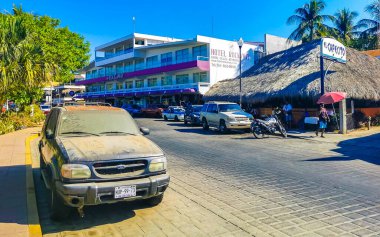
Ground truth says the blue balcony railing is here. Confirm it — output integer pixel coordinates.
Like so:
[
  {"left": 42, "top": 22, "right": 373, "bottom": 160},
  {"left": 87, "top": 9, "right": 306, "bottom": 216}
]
[
  {"left": 86, "top": 56, "right": 209, "bottom": 80},
  {"left": 95, "top": 48, "right": 134, "bottom": 62}
]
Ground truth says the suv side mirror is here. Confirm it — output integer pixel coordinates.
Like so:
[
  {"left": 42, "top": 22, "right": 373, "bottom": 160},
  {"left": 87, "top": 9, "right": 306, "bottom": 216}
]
[
  {"left": 140, "top": 127, "right": 150, "bottom": 135},
  {"left": 46, "top": 129, "right": 54, "bottom": 139}
]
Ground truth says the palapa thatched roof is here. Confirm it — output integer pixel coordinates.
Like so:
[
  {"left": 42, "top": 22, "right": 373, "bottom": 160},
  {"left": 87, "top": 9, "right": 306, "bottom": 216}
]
[{"left": 204, "top": 40, "right": 380, "bottom": 104}]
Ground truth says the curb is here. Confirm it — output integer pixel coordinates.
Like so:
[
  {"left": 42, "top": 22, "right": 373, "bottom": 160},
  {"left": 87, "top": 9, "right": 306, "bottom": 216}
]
[{"left": 25, "top": 134, "right": 42, "bottom": 237}]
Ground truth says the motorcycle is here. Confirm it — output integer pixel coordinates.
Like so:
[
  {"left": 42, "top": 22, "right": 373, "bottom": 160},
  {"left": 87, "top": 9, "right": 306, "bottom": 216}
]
[{"left": 251, "top": 110, "right": 287, "bottom": 138}]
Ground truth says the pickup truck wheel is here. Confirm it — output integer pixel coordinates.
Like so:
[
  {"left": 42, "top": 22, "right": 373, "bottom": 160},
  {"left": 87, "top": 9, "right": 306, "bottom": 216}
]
[
  {"left": 146, "top": 194, "right": 164, "bottom": 206},
  {"left": 50, "top": 185, "right": 72, "bottom": 220},
  {"left": 202, "top": 119, "right": 209, "bottom": 130},
  {"left": 164, "top": 115, "right": 168, "bottom": 121},
  {"left": 174, "top": 116, "right": 179, "bottom": 122}
]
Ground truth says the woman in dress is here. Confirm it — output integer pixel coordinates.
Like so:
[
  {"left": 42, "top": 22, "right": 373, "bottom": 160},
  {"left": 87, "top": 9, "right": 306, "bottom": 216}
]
[{"left": 316, "top": 104, "right": 330, "bottom": 138}]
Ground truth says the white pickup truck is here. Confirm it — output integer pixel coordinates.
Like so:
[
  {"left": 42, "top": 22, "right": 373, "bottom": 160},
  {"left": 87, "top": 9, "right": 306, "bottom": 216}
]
[{"left": 162, "top": 106, "right": 185, "bottom": 121}]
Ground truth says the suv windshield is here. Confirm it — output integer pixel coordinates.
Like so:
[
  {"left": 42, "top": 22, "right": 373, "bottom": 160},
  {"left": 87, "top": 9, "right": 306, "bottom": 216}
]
[
  {"left": 58, "top": 110, "right": 140, "bottom": 136},
  {"left": 218, "top": 104, "right": 243, "bottom": 112}
]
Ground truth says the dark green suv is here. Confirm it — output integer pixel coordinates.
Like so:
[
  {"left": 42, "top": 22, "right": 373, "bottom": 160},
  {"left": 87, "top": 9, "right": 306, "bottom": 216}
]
[{"left": 39, "top": 105, "right": 169, "bottom": 220}]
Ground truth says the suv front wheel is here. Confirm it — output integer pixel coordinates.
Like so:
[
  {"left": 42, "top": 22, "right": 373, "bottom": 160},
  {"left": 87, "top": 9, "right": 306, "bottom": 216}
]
[
  {"left": 145, "top": 194, "right": 164, "bottom": 206},
  {"left": 219, "top": 120, "right": 228, "bottom": 133},
  {"left": 202, "top": 118, "right": 209, "bottom": 130},
  {"left": 50, "top": 185, "right": 72, "bottom": 220}
]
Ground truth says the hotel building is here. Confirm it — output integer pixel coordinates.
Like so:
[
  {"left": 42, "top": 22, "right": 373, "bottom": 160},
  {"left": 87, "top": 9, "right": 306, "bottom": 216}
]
[{"left": 76, "top": 33, "right": 264, "bottom": 107}]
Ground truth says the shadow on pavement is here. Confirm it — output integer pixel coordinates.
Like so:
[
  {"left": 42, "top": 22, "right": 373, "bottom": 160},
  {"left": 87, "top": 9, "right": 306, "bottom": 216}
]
[
  {"left": 303, "top": 133, "right": 380, "bottom": 165},
  {"left": 33, "top": 167, "right": 156, "bottom": 234},
  {"left": 0, "top": 165, "right": 31, "bottom": 226}
]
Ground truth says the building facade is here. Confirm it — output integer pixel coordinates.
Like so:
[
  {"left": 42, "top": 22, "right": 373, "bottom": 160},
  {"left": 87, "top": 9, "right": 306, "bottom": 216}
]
[{"left": 76, "top": 33, "right": 263, "bottom": 107}]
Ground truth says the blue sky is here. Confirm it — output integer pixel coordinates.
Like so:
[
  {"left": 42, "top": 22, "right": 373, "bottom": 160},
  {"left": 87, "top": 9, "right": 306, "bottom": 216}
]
[{"left": 0, "top": 0, "right": 374, "bottom": 59}]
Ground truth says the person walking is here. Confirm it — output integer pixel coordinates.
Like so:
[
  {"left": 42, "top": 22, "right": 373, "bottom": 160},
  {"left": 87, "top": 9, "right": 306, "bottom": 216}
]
[{"left": 316, "top": 104, "right": 330, "bottom": 138}]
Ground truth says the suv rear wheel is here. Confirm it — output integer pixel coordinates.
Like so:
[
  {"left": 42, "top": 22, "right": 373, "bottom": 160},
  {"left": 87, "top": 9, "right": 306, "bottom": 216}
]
[{"left": 202, "top": 118, "right": 209, "bottom": 130}]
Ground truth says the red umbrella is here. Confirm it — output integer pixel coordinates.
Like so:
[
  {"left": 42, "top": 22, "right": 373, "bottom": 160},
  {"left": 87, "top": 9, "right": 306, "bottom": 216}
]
[{"left": 317, "top": 92, "right": 347, "bottom": 104}]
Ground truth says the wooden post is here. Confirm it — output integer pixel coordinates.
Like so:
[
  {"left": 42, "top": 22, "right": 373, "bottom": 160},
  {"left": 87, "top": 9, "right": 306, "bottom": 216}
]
[{"left": 339, "top": 99, "right": 347, "bottom": 134}]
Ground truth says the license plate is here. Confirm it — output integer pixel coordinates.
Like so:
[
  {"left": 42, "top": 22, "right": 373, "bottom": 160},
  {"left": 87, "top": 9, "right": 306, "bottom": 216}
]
[{"left": 114, "top": 185, "right": 136, "bottom": 199}]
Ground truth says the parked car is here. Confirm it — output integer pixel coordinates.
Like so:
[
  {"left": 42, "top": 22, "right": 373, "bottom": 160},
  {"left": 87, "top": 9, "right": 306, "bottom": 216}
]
[
  {"left": 39, "top": 105, "right": 170, "bottom": 220},
  {"left": 200, "top": 101, "right": 253, "bottom": 133},
  {"left": 40, "top": 104, "right": 52, "bottom": 115},
  {"left": 141, "top": 104, "right": 167, "bottom": 118},
  {"left": 162, "top": 106, "right": 185, "bottom": 121},
  {"left": 121, "top": 104, "right": 142, "bottom": 117},
  {"left": 184, "top": 105, "right": 203, "bottom": 125}
]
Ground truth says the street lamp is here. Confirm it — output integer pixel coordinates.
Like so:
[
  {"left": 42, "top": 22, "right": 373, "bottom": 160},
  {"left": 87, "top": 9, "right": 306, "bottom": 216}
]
[{"left": 237, "top": 37, "right": 244, "bottom": 106}]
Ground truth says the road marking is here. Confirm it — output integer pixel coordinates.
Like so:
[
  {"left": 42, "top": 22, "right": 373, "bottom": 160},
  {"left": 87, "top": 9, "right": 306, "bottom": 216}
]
[{"left": 25, "top": 134, "right": 42, "bottom": 237}]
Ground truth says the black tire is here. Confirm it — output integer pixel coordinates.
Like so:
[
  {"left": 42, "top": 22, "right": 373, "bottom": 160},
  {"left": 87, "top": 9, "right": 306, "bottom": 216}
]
[
  {"left": 174, "top": 116, "right": 179, "bottom": 122},
  {"left": 219, "top": 120, "right": 228, "bottom": 133},
  {"left": 202, "top": 118, "right": 209, "bottom": 130},
  {"left": 164, "top": 115, "right": 168, "bottom": 121},
  {"left": 252, "top": 125, "right": 264, "bottom": 139},
  {"left": 184, "top": 118, "right": 188, "bottom": 125},
  {"left": 145, "top": 194, "right": 164, "bottom": 206},
  {"left": 50, "top": 185, "right": 72, "bottom": 220},
  {"left": 277, "top": 123, "right": 287, "bottom": 138}
]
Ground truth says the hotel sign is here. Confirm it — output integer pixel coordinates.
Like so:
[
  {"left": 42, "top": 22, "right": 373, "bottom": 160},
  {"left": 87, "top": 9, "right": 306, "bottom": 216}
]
[
  {"left": 107, "top": 73, "right": 124, "bottom": 81},
  {"left": 321, "top": 38, "right": 346, "bottom": 63}
]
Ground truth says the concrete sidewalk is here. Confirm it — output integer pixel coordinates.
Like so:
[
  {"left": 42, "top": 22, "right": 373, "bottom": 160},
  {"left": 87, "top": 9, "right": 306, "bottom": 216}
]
[
  {"left": 287, "top": 126, "right": 380, "bottom": 143},
  {"left": 0, "top": 127, "right": 41, "bottom": 237}
]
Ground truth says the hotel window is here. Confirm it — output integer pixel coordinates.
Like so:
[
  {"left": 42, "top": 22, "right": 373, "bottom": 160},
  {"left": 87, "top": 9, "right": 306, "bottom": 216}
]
[
  {"left": 192, "top": 45, "right": 208, "bottom": 59},
  {"left": 175, "top": 48, "right": 189, "bottom": 63},
  {"left": 161, "top": 76, "right": 172, "bottom": 86},
  {"left": 100, "top": 85, "right": 105, "bottom": 91},
  {"left": 135, "top": 79, "right": 144, "bottom": 88},
  {"left": 86, "top": 71, "right": 91, "bottom": 79},
  {"left": 106, "top": 83, "right": 114, "bottom": 91},
  {"left": 125, "top": 81, "right": 133, "bottom": 89},
  {"left": 148, "top": 78, "right": 158, "bottom": 87},
  {"left": 176, "top": 74, "right": 189, "bottom": 84},
  {"left": 106, "top": 66, "right": 114, "bottom": 76},
  {"left": 161, "top": 52, "right": 173, "bottom": 66},
  {"left": 98, "top": 68, "right": 105, "bottom": 77},
  {"left": 116, "top": 64, "right": 123, "bottom": 73},
  {"left": 193, "top": 72, "right": 208, "bottom": 83},
  {"left": 135, "top": 59, "right": 144, "bottom": 70},
  {"left": 116, "top": 82, "right": 123, "bottom": 90},
  {"left": 146, "top": 56, "right": 159, "bottom": 68},
  {"left": 124, "top": 61, "right": 134, "bottom": 72}
]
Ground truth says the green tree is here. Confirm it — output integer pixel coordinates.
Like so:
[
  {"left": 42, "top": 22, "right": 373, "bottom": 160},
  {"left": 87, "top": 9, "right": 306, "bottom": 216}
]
[
  {"left": 287, "top": 0, "right": 334, "bottom": 42},
  {"left": 356, "top": 0, "right": 380, "bottom": 49},
  {"left": 0, "top": 5, "right": 90, "bottom": 107},
  {"left": 331, "top": 9, "right": 360, "bottom": 46}
]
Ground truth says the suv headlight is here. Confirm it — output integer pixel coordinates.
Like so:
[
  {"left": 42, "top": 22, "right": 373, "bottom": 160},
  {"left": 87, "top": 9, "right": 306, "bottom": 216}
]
[
  {"left": 149, "top": 157, "right": 167, "bottom": 172},
  {"left": 61, "top": 164, "right": 91, "bottom": 179}
]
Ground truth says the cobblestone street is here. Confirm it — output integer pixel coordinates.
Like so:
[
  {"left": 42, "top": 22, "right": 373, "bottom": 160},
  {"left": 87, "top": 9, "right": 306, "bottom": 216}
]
[{"left": 32, "top": 118, "right": 380, "bottom": 237}]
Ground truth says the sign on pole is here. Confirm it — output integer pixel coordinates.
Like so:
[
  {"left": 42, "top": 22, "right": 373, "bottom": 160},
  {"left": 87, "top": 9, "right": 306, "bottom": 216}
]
[{"left": 321, "top": 38, "right": 347, "bottom": 63}]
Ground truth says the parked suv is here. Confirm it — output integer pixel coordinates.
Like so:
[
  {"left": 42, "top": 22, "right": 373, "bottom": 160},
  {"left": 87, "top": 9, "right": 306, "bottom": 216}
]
[
  {"left": 200, "top": 101, "right": 253, "bottom": 132},
  {"left": 39, "top": 105, "right": 169, "bottom": 220}
]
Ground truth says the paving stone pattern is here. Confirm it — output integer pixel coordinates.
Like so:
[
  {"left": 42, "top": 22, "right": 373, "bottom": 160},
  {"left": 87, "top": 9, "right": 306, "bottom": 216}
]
[{"left": 33, "top": 119, "right": 380, "bottom": 237}]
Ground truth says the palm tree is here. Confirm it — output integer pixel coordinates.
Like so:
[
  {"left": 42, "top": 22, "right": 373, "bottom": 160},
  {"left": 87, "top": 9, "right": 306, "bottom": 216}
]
[
  {"left": 357, "top": 0, "right": 380, "bottom": 49},
  {"left": 331, "top": 9, "right": 360, "bottom": 46},
  {"left": 287, "top": 0, "right": 334, "bottom": 42}
]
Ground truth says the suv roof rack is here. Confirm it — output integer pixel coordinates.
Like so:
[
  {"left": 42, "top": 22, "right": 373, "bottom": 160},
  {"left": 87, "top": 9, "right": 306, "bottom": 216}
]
[{"left": 62, "top": 102, "right": 112, "bottom": 107}]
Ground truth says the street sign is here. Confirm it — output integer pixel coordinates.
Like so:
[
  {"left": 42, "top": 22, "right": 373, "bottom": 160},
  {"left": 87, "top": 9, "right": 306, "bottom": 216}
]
[{"left": 321, "top": 38, "right": 347, "bottom": 63}]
